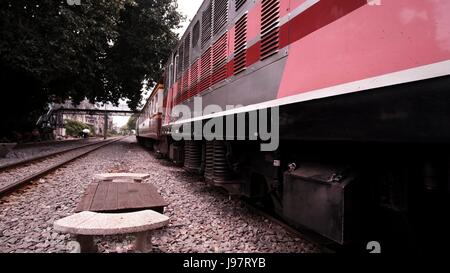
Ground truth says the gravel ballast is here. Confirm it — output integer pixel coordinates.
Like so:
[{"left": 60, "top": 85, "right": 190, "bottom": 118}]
[{"left": 0, "top": 137, "right": 319, "bottom": 253}]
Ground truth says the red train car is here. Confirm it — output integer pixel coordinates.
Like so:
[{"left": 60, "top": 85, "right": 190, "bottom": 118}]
[
  {"left": 138, "top": 0, "right": 450, "bottom": 250},
  {"left": 136, "top": 83, "right": 164, "bottom": 150}
]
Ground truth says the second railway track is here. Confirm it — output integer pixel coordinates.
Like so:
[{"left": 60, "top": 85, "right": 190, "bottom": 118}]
[
  {"left": 0, "top": 137, "right": 124, "bottom": 197},
  {"left": 0, "top": 138, "right": 106, "bottom": 171}
]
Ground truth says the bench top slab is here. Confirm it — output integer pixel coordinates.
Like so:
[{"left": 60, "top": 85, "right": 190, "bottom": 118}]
[
  {"left": 54, "top": 210, "right": 169, "bottom": 235},
  {"left": 75, "top": 182, "right": 169, "bottom": 213},
  {"left": 94, "top": 173, "right": 150, "bottom": 180}
]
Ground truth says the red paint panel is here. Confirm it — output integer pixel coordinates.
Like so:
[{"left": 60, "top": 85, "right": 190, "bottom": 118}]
[
  {"left": 279, "top": 22, "right": 289, "bottom": 48},
  {"left": 228, "top": 25, "right": 235, "bottom": 54},
  {"left": 246, "top": 41, "right": 261, "bottom": 67},
  {"left": 280, "top": 0, "right": 290, "bottom": 18},
  {"left": 227, "top": 59, "right": 234, "bottom": 77},
  {"left": 288, "top": 0, "right": 366, "bottom": 44},
  {"left": 277, "top": 0, "right": 450, "bottom": 99}
]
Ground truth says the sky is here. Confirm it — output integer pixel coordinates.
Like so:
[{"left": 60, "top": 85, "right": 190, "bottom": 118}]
[
  {"left": 175, "top": 0, "right": 204, "bottom": 36},
  {"left": 113, "top": 0, "right": 203, "bottom": 128}
]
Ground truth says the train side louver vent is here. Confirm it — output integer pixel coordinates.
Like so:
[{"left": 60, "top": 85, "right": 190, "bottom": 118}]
[
  {"left": 182, "top": 71, "right": 189, "bottom": 101},
  {"left": 212, "top": 33, "right": 228, "bottom": 86},
  {"left": 184, "top": 33, "right": 191, "bottom": 71},
  {"left": 199, "top": 47, "right": 212, "bottom": 93},
  {"left": 201, "top": 3, "right": 213, "bottom": 49},
  {"left": 261, "top": 0, "right": 280, "bottom": 60},
  {"left": 235, "top": 0, "right": 246, "bottom": 11},
  {"left": 214, "top": 0, "right": 228, "bottom": 35},
  {"left": 181, "top": 34, "right": 191, "bottom": 101},
  {"left": 234, "top": 13, "right": 247, "bottom": 75},
  {"left": 193, "top": 21, "right": 200, "bottom": 48},
  {"left": 178, "top": 43, "right": 184, "bottom": 79},
  {"left": 190, "top": 59, "right": 199, "bottom": 97},
  {"left": 176, "top": 81, "right": 182, "bottom": 104}
]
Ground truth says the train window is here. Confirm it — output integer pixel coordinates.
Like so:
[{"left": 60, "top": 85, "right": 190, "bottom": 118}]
[
  {"left": 235, "top": 0, "right": 246, "bottom": 11},
  {"left": 201, "top": 3, "right": 212, "bottom": 49},
  {"left": 192, "top": 21, "right": 200, "bottom": 48},
  {"left": 214, "top": 0, "right": 228, "bottom": 35}
]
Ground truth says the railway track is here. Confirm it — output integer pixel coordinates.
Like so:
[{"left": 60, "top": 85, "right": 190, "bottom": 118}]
[
  {"left": 0, "top": 137, "right": 124, "bottom": 197},
  {"left": 13, "top": 138, "right": 99, "bottom": 149},
  {"left": 0, "top": 139, "right": 106, "bottom": 171}
]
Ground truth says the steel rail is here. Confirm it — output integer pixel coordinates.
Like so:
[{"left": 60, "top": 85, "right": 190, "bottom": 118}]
[
  {"left": 14, "top": 138, "right": 100, "bottom": 149},
  {"left": 0, "top": 137, "right": 124, "bottom": 197}
]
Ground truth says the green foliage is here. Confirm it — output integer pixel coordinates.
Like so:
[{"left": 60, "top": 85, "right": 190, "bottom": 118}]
[
  {"left": 64, "top": 119, "right": 94, "bottom": 137},
  {"left": 120, "top": 114, "right": 138, "bottom": 135},
  {"left": 108, "top": 128, "right": 119, "bottom": 136},
  {"left": 126, "top": 114, "right": 138, "bottom": 130},
  {"left": 0, "top": 0, "right": 182, "bottom": 138}
]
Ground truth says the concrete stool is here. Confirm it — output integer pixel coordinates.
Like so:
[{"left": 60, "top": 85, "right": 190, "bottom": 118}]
[
  {"left": 54, "top": 210, "right": 169, "bottom": 253},
  {"left": 94, "top": 173, "right": 150, "bottom": 183}
]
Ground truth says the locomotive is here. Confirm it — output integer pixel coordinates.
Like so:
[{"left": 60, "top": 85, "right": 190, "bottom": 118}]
[{"left": 137, "top": 0, "right": 450, "bottom": 251}]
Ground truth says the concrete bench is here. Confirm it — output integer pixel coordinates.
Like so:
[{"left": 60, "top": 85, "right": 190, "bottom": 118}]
[
  {"left": 94, "top": 173, "right": 150, "bottom": 183},
  {"left": 54, "top": 210, "right": 169, "bottom": 253}
]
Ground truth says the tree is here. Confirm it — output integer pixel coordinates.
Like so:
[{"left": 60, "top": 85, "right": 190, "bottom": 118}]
[
  {"left": 120, "top": 114, "right": 138, "bottom": 135},
  {"left": 126, "top": 114, "right": 139, "bottom": 131},
  {"left": 0, "top": 0, "right": 182, "bottom": 140},
  {"left": 105, "top": 0, "right": 181, "bottom": 110},
  {"left": 64, "top": 119, "right": 94, "bottom": 137}
]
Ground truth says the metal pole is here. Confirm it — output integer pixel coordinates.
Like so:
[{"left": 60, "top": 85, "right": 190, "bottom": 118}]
[
  {"left": 103, "top": 111, "right": 108, "bottom": 140},
  {"left": 58, "top": 111, "right": 64, "bottom": 137}
]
